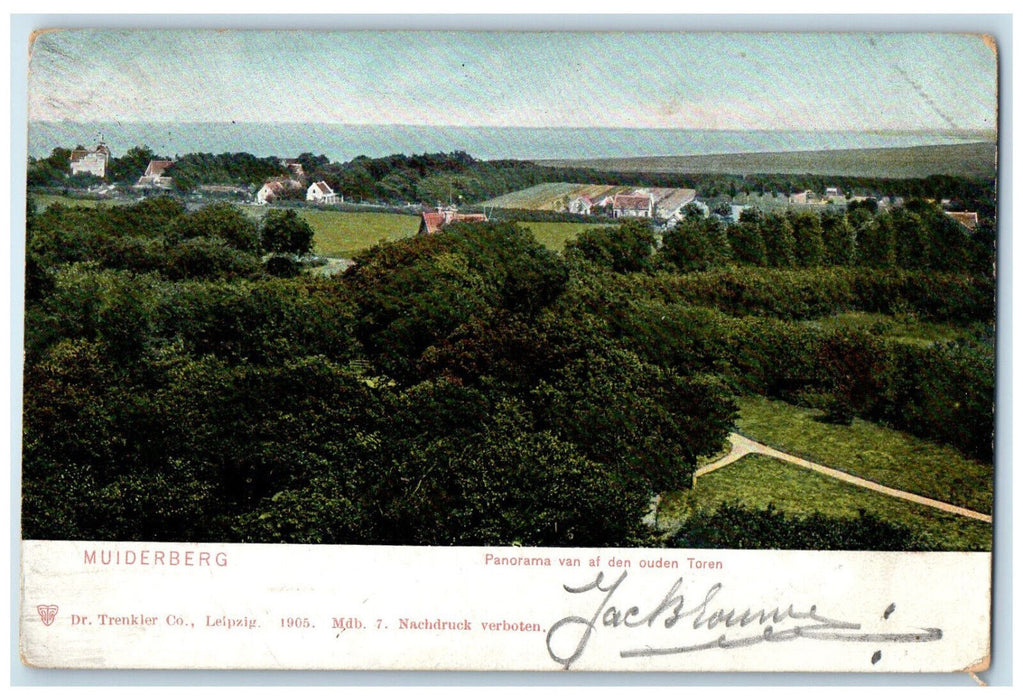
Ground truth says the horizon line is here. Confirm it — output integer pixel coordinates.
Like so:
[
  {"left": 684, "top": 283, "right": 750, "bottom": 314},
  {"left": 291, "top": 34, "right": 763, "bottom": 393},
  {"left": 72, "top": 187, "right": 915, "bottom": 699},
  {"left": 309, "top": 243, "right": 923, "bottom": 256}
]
[{"left": 28, "top": 120, "right": 998, "bottom": 136}]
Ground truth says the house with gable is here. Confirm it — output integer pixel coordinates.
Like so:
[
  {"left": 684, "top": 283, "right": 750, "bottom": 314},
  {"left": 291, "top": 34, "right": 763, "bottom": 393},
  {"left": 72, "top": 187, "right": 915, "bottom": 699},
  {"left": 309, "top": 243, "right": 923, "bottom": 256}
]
[
  {"left": 417, "top": 206, "right": 488, "bottom": 235},
  {"left": 69, "top": 142, "right": 111, "bottom": 178},
  {"left": 256, "top": 178, "right": 303, "bottom": 205},
  {"left": 134, "top": 160, "right": 175, "bottom": 190},
  {"left": 788, "top": 190, "right": 817, "bottom": 205},
  {"left": 567, "top": 195, "right": 593, "bottom": 216},
  {"left": 306, "top": 181, "right": 340, "bottom": 205},
  {"left": 611, "top": 192, "right": 653, "bottom": 218},
  {"left": 651, "top": 188, "right": 697, "bottom": 222}
]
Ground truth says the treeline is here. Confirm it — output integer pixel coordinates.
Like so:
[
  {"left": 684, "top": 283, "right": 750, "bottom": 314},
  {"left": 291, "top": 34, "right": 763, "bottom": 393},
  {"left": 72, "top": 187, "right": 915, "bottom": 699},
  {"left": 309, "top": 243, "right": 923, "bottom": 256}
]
[
  {"left": 660, "top": 200, "right": 994, "bottom": 276},
  {"left": 27, "top": 197, "right": 316, "bottom": 294},
  {"left": 27, "top": 145, "right": 290, "bottom": 192},
  {"left": 558, "top": 208, "right": 993, "bottom": 461}
]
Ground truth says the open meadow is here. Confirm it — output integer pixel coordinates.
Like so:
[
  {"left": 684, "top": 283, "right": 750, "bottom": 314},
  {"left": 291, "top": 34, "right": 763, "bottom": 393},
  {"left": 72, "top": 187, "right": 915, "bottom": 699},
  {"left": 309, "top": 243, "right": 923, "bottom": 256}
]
[
  {"left": 657, "top": 394, "right": 992, "bottom": 551},
  {"left": 537, "top": 141, "right": 998, "bottom": 179}
]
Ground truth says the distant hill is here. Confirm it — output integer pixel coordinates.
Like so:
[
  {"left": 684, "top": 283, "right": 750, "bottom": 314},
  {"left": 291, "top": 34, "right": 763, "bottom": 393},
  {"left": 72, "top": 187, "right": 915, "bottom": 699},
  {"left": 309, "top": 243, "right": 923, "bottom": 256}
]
[{"left": 535, "top": 141, "right": 998, "bottom": 180}]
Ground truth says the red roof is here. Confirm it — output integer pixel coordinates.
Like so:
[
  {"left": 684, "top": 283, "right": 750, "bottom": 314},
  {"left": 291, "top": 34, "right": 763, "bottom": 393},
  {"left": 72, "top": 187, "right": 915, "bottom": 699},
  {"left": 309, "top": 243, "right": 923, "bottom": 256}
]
[
  {"left": 144, "top": 160, "right": 174, "bottom": 177},
  {"left": 612, "top": 194, "right": 651, "bottom": 210},
  {"left": 946, "top": 211, "right": 980, "bottom": 231},
  {"left": 420, "top": 212, "right": 447, "bottom": 234},
  {"left": 418, "top": 210, "right": 488, "bottom": 235}
]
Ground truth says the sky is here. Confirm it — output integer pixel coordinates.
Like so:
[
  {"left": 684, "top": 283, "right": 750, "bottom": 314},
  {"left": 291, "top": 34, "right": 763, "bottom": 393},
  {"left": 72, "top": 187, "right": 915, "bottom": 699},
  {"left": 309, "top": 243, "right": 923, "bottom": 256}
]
[{"left": 27, "top": 30, "right": 998, "bottom": 131}]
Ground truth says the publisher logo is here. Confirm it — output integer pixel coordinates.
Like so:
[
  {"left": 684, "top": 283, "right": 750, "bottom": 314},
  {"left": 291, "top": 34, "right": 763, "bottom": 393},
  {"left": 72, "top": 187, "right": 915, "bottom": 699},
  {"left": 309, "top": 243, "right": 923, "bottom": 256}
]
[{"left": 36, "top": 604, "right": 59, "bottom": 626}]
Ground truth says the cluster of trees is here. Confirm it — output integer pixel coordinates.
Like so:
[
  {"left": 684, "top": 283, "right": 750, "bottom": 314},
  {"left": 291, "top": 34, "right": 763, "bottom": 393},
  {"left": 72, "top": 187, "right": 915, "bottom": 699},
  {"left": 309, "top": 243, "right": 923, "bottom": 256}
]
[
  {"left": 27, "top": 197, "right": 315, "bottom": 295},
  {"left": 27, "top": 145, "right": 291, "bottom": 193},
  {"left": 22, "top": 192, "right": 995, "bottom": 548},
  {"left": 658, "top": 200, "right": 994, "bottom": 276},
  {"left": 561, "top": 212, "right": 994, "bottom": 462},
  {"left": 23, "top": 204, "right": 736, "bottom": 545}
]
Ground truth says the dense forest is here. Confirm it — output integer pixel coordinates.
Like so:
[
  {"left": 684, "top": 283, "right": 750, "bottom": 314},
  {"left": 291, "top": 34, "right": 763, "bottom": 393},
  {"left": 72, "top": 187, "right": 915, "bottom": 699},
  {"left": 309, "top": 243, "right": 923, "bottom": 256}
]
[{"left": 22, "top": 190, "right": 995, "bottom": 549}]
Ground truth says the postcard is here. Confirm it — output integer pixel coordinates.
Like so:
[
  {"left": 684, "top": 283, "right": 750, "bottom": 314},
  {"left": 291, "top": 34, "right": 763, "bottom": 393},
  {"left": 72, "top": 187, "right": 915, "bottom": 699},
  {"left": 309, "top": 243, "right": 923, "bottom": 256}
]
[{"left": 18, "top": 26, "right": 997, "bottom": 674}]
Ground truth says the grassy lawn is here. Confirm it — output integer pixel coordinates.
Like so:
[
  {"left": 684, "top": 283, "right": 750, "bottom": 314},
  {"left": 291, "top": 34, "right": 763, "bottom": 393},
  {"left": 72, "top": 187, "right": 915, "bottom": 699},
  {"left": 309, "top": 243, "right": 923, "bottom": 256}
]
[
  {"left": 662, "top": 454, "right": 990, "bottom": 551},
  {"left": 31, "top": 194, "right": 129, "bottom": 211},
  {"left": 734, "top": 395, "right": 993, "bottom": 514},
  {"left": 513, "top": 221, "right": 611, "bottom": 252},
  {"left": 801, "top": 310, "right": 990, "bottom": 347},
  {"left": 295, "top": 210, "right": 420, "bottom": 259}
]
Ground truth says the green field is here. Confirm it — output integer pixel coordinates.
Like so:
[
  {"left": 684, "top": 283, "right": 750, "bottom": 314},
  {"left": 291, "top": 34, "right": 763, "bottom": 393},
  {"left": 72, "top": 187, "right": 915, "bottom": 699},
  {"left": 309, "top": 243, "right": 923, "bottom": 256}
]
[
  {"left": 31, "top": 194, "right": 128, "bottom": 211},
  {"left": 657, "top": 393, "right": 993, "bottom": 551},
  {"left": 290, "top": 208, "right": 603, "bottom": 257},
  {"left": 801, "top": 310, "right": 991, "bottom": 348},
  {"left": 536, "top": 141, "right": 998, "bottom": 179},
  {"left": 670, "top": 454, "right": 990, "bottom": 551},
  {"left": 734, "top": 395, "right": 992, "bottom": 514},
  {"left": 296, "top": 210, "right": 420, "bottom": 259},
  {"left": 512, "top": 220, "right": 611, "bottom": 251}
]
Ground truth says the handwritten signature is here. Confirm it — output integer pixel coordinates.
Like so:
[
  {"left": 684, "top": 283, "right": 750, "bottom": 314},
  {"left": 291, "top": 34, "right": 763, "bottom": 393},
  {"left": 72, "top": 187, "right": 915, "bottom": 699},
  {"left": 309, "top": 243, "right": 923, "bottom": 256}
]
[{"left": 546, "top": 571, "right": 942, "bottom": 669}]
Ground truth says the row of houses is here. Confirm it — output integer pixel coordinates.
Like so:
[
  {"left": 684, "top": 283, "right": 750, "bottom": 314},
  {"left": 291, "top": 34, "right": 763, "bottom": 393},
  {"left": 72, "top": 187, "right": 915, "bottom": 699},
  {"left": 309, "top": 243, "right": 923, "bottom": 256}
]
[
  {"left": 566, "top": 187, "right": 698, "bottom": 223},
  {"left": 254, "top": 178, "right": 341, "bottom": 205}
]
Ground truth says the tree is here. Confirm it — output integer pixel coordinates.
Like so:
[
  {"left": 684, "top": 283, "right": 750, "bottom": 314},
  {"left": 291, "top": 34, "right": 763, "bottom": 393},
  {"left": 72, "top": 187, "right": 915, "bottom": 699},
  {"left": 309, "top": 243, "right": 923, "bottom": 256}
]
[
  {"left": 726, "top": 215, "right": 768, "bottom": 266},
  {"left": 820, "top": 210, "right": 855, "bottom": 266},
  {"left": 260, "top": 209, "right": 314, "bottom": 256},
  {"left": 787, "top": 210, "right": 824, "bottom": 267},
  {"left": 177, "top": 202, "right": 260, "bottom": 253},
  {"left": 660, "top": 217, "right": 728, "bottom": 272},
  {"left": 533, "top": 345, "right": 737, "bottom": 495},
  {"left": 564, "top": 220, "right": 656, "bottom": 273},
  {"left": 107, "top": 145, "right": 161, "bottom": 184},
  {"left": 856, "top": 211, "right": 897, "bottom": 268},
  {"left": 760, "top": 212, "right": 796, "bottom": 267}
]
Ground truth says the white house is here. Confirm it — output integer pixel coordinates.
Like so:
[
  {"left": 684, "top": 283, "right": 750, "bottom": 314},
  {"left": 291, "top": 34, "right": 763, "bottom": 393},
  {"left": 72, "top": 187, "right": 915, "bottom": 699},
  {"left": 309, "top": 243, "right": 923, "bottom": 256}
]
[
  {"left": 306, "top": 181, "right": 340, "bottom": 205},
  {"left": 134, "top": 160, "right": 175, "bottom": 190},
  {"left": 70, "top": 142, "right": 111, "bottom": 178},
  {"left": 256, "top": 178, "right": 302, "bottom": 205},
  {"left": 567, "top": 195, "right": 593, "bottom": 216},
  {"left": 611, "top": 193, "right": 653, "bottom": 218}
]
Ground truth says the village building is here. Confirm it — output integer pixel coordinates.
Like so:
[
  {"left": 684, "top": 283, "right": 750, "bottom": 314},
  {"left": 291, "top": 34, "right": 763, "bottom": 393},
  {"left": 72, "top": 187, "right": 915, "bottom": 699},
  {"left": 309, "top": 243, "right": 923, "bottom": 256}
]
[
  {"left": 729, "top": 204, "right": 750, "bottom": 223},
  {"left": 567, "top": 195, "right": 593, "bottom": 216},
  {"left": 134, "top": 160, "right": 175, "bottom": 190},
  {"left": 306, "top": 181, "right": 340, "bottom": 205},
  {"left": 651, "top": 188, "right": 698, "bottom": 221},
  {"left": 611, "top": 193, "right": 653, "bottom": 218},
  {"left": 788, "top": 190, "right": 817, "bottom": 205},
  {"left": 69, "top": 142, "right": 111, "bottom": 178},
  {"left": 946, "top": 211, "right": 980, "bottom": 231},
  {"left": 256, "top": 178, "right": 303, "bottom": 205},
  {"left": 417, "top": 206, "right": 488, "bottom": 235}
]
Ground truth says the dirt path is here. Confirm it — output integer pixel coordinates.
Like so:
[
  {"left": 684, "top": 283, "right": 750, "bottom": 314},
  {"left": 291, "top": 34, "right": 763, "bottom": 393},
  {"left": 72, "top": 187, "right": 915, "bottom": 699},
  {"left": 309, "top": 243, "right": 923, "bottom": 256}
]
[{"left": 694, "top": 433, "right": 992, "bottom": 524}]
